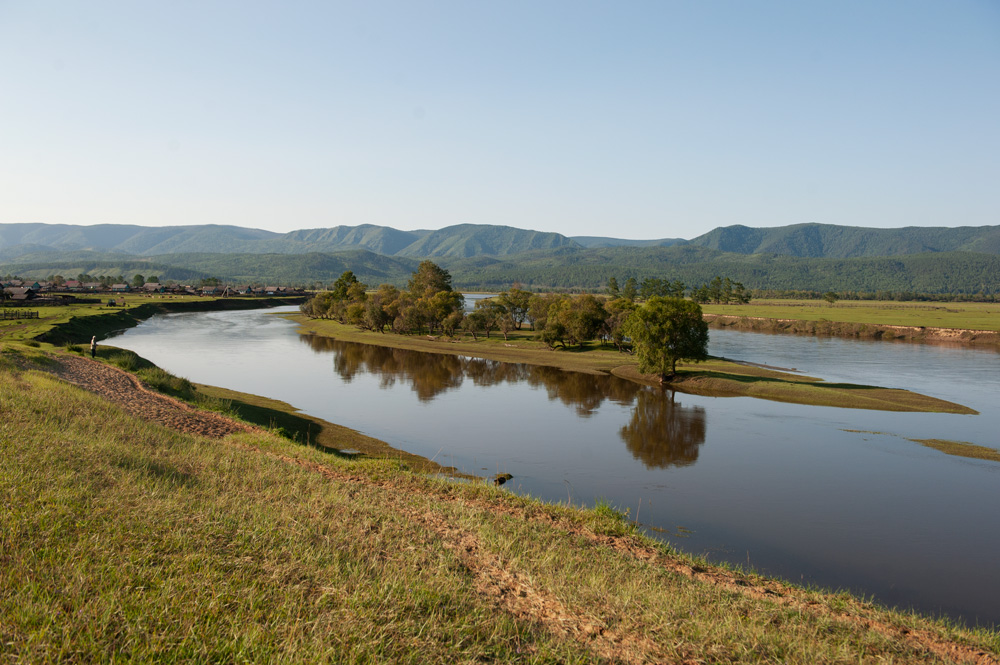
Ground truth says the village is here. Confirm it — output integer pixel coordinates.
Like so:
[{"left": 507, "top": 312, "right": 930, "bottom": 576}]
[{"left": 1, "top": 278, "right": 306, "bottom": 305}]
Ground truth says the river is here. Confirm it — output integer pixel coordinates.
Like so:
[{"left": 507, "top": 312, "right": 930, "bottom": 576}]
[{"left": 108, "top": 306, "right": 1000, "bottom": 628}]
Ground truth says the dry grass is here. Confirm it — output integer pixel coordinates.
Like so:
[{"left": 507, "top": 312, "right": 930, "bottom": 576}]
[{"left": 911, "top": 439, "right": 1000, "bottom": 463}]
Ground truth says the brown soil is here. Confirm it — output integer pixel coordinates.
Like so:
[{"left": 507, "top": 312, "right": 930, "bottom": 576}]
[
  {"left": 40, "top": 353, "right": 999, "bottom": 664},
  {"left": 47, "top": 354, "right": 253, "bottom": 438}
]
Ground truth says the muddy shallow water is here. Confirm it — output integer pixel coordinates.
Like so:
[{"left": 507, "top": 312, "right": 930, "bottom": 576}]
[{"left": 110, "top": 307, "right": 1000, "bottom": 627}]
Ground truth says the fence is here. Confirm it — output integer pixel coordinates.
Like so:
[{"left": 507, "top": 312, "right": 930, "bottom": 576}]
[{"left": 1, "top": 310, "right": 39, "bottom": 320}]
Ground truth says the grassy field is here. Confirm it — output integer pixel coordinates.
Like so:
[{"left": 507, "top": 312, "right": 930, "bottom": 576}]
[
  {"left": 2, "top": 349, "right": 997, "bottom": 663},
  {"left": 290, "top": 315, "right": 975, "bottom": 414},
  {"left": 701, "top": 300, "right": 1000, "bottom": 332}
]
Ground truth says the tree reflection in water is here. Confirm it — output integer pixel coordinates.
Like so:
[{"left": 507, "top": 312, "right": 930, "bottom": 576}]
[
  {"left": 300, "top": 335, "right": 706, "bottom": 464},
  {"left": 619, "top": 390, "right": 707, "bottom": 468}
]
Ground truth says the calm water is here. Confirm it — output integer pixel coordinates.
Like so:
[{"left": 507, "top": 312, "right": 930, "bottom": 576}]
[{"left": 109, "top": 307, "right": 1000, "bottom": 627}]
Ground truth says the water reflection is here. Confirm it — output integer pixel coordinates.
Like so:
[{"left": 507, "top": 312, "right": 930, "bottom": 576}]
[
  {"left": 620, "top": 390, "right": 707, "bottom": 468},
  {"left": 301, "top": 334, "right": 707, "bottom": 466}
]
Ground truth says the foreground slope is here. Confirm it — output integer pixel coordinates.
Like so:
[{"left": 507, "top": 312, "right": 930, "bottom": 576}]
[{"left": 1, "top": 347, "right": 997, "bottom": 664}]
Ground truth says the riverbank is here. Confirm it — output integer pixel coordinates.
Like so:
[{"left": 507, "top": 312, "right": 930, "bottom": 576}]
[
  {"left": 289, "top": 314, "right": 976, "bottom": 414},
  {"left": 2, "top": 348, "right": 997, "bottom": 662},
  {"left": 701, "top": 300, "right": 1000, "bottom": 347},
  {"left": 30, "top": 294, "right": 307, "bottom": 346}
]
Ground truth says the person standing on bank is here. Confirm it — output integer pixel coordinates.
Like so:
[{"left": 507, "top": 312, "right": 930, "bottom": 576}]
[{"left": 90, "top": 336, "right": 97, "bottom": 358}]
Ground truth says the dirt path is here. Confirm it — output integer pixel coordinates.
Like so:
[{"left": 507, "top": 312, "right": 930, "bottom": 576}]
[
  {"left": 42, "top": 353, "right": 999, "bottom": 664},
  {"left": 47, "top": 354, "right": 253, "bottom": 438}
]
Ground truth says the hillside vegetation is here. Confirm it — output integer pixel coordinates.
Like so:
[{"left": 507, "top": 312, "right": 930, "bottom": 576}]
[
  {"left": 3, "top": 221, "right": 999, "bottom": 259},
  {"left": 3, "top": 222, "right": 999, "bottom": 294}
]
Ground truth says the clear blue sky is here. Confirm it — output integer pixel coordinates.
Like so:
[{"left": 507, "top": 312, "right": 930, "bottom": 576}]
[{"left": 1, "top": 1, "right": 998, "bottom": 240}]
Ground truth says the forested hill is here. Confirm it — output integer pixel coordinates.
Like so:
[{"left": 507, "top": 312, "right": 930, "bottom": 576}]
[
  {"left": 686, "top": 223, "right": 1000, "bottom": 258},
  {"left": 2, "top": 221, "right": 999, "bottom": 260},
  {"left": 3, "top": 222, "right": 999, "bottom": 294},
  {"left": 5, "top": 245, "right": 999, "bottom": 295},
  {"left": 0, "top": 222, "right": 579, "bottom": 259}
]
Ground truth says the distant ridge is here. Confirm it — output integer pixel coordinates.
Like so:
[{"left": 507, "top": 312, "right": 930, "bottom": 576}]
[
  {"left": 0, "top": 222, "right": 581, "bottom": 259},
  {"left": 570, "top": 236, "right": 686, "bottom": 249},
  {"left": 2, "top": 221, "right": 997, "bottom": 260},
  {"left": 686, "top": 223, "right": 1000, "bottom": 258}
]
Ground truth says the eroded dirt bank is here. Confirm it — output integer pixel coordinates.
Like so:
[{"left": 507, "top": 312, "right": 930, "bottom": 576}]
[{"left": 704, "top": 314, "right": 1000, "bottom": 346}]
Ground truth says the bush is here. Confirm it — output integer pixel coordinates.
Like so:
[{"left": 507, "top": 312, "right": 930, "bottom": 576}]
[{"left": 137, "top": 367, "right": 195, "bottom": 400}]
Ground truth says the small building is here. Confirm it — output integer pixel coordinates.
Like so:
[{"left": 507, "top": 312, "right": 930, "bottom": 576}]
[
  {"left": 110, "top": 284, "right": 131, "bottom": 293},
  {"left": 3, "top": 286, "right": 36, "bottom": 301},
  {"left": 143, "top": 283, "right": 165, "bottom": 293}
]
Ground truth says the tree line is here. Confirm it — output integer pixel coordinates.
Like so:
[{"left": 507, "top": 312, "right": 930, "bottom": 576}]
[
  {"left": 302, "top": 261, "right": 710, "bottom": 382},
  {"left": 606, "top": 275, "right": 751, "bottom": 304}
]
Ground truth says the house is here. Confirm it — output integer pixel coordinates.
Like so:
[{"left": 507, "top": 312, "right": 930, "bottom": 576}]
[
  {"left": 64, "top": 280, "right": 82, "bottom": 291},
  {"left": 3, "top": 286, "right": 36, "bottom": 301},
  {"left": 201, "top": 286, "right": 220, "bottom": 296},
  {"left": 110, "top": 284, "right": 131, "bottom": 293},
  {"left": 143, "top": 283, "right": 165, "bottom": 293}
]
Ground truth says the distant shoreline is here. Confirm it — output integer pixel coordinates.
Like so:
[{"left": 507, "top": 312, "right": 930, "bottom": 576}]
[{"left": 703, "top": 314, "right": 1000, "bottom": 347}]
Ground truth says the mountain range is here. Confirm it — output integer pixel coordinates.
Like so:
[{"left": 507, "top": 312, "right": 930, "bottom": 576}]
[
  {"left": 3, "top": 221, "right": 998, "bottom": 260},
  {"left": 2, "top": 221, "right": 998, "bottom": 294}
]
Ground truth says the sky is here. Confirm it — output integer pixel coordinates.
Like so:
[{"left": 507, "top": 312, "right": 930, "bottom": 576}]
[{"left": 1, "top": 1, "right": 998, "bottom": 241}]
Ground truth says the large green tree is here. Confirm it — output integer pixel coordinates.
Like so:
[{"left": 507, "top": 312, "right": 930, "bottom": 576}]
[{"left": 624, "top": 296, "right": 709, "bottom": 382}]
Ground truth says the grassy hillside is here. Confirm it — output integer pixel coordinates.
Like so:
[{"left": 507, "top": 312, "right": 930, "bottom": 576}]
[{"left": 2, "top": 349, "right": 997, "bottom": 662}]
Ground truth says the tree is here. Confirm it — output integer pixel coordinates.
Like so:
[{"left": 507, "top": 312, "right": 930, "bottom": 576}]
[
  {"left": 474, "top": 298, "right": 507, "bottom": 339},
  {"left": 824, "top": 291, "right": 840, "bottom": 305},
  {"left": 331, "top": 270, "right": 360, "bottom": 301},
  {"left": 527, "top": 293, "right": 565, "bottom": 333},
  {"left": 407, "top": 260, "right": 453, "bottom": 298},
  {"left": 462, "top": 309, "right": 487, "bottom": 340},
  {"left": 132, "top": 274, "right": 145, "bottom": 288},
  {"left": 622, "top": 277, "right": 638, "bottom": 302},
  {"left": 623, "top": 296, "right": 709, "bottom": 382},
  {"left": 603, "top": 297, "right": 637, "bottom": 352},
  {"left": 497, "top": 284, "right": 531, "bottom": 329},
  {"left": 607, "top": 276, "right": 620, "bottom": 298}
]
